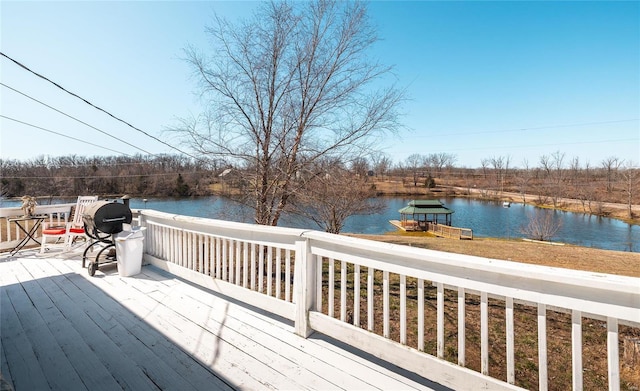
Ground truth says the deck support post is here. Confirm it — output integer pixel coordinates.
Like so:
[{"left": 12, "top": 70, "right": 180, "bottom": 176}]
[{"left": 294, "top": 238, "right": 316, "bottom": 337}]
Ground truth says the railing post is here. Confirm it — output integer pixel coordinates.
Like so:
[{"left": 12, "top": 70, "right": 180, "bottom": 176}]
[
  {"left": 294, "top": 238, "right": 315, "bottom": 337},
  {"left": 137, "top": 211, "right": 149, "bottom": 263}
]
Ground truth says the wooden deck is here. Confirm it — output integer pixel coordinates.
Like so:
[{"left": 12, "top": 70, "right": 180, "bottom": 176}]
[
  {"left": 0, "top": 250, "right": 444, "bottom": 391},
  {"left": 389, "top": 220, "right": 473, "bottom": 239}
]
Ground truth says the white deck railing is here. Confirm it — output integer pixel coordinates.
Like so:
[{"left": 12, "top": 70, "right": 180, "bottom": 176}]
[
  {"left": 135, "top": 209, "right": 640, "bottom": 391},
  {"left": 0, "top": 203, "right": 75, "bottom": 251}
]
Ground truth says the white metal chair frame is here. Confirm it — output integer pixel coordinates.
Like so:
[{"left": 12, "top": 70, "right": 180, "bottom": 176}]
[{"left": 40, "top": 196, "right": 98, "bottom": 253}]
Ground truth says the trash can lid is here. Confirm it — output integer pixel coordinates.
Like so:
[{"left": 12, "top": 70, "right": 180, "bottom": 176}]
[{"left": 115, "top": 226, "right": 147, "bottom": 240}]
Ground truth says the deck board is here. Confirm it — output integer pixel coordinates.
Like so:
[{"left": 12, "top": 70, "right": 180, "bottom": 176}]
[
  {"left": 33, "top": 260, "right": 208, "bottom": 391},
  {"left": 1, "top": 251, "right": 441, "bottom": 391}
]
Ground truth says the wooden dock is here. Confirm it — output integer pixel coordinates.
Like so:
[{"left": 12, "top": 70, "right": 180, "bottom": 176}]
[{"left": 389, "top": 220, "right": 473, "bottom": 240}]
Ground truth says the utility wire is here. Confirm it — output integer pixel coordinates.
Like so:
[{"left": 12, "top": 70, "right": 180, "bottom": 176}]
[
  {"left": 0, "top": 115, "right": 132, "bottom": 156},
  {"left": 0, "top": 51, "right": 202, "bottom": 161},
  {"left": 1, "top": 82, "right": 154, "bottom": 155},
  {"left": 3, "top": 172, "right": 208, "bottom": 180}
]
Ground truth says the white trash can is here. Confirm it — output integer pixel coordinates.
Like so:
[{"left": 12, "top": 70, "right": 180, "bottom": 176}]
[{"left": 115, "top": 226, "right": 146, "bottom": 277}]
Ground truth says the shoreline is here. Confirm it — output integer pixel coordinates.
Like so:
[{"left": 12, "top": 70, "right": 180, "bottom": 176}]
[{"left": 374, "top": 183, "right": 640, "bottom": 226}]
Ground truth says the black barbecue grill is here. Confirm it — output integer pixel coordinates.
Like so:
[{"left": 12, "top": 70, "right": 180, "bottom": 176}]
[{"left": 82, "top": 199, "right": 133, "bottom": 276}]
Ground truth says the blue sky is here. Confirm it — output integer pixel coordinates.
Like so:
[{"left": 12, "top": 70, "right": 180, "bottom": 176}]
[{"left": 1, "top": 1, "right": 638, "bottom": 168}]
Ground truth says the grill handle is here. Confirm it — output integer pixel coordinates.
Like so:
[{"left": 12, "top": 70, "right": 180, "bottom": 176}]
[{"left": 102, "top": 217, "right": 127, "bottom": 223}]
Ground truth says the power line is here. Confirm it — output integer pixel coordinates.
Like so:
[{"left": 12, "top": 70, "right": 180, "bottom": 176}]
[
  {"left": 0, "top": 82, "right": 154, "bottom": 155},
  {"left": 1, "top": 172, "right": 209, "bottom": 180},
  {"left": 0, "top": 115, "right": 132, "bottom": 156},
  {"left": 0, "top": 51, "right": 202, "bottom": 161}
]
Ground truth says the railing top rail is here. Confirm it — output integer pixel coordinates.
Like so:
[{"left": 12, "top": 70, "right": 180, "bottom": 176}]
[
  {"left": 0, "top": 203, "right": 75, "bottom": 218},
  {"left": 137, "top": 209, "right": 310, "bottom": 249},
  {"left": 302, "top": 230, "right": 640, "bottom": 322}
]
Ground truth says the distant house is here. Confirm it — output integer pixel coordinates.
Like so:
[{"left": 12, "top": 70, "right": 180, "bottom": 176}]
[{"left": 218, "top": 168, "right": 233, "bottom": 177}]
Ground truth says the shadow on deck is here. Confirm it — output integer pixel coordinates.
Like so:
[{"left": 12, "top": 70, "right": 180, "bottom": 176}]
[{"left": 0, "top": 250, "right": 447, "bottom": 390}]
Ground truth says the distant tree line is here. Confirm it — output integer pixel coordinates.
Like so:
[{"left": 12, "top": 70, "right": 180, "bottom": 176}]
[
  {"left": 391, "top": 152, "right": 639, "bottom": 219},
  {"left": 2, "top": 150, "right": 637, "bottom": 230},
  {"left": 0, "top": 154, "right": 219, "bottom": 198}
]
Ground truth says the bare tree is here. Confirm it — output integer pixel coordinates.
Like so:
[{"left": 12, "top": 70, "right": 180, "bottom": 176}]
[
  {"left": 490, "top": 155, "right": 506, "bottom": 192},
  {"left": 601, "top": 156, "right": 622, "bottom": 193},
  {"left": 426, "top": 152, "right": 457, "bottom": 178},
  {"left": 539, "top": 151, "right": 565, "bottom": 207},
  {"left": 350, "top": 157, "right": 370, "bottom": 179},
  {"left": 405, "top": 154, "right": 423, "bottom": 187},
  {"left": 480, "top": 158, "right": 490, "bottom": 180},
  {"left": 521, "top": 210, "right": 562, "bottom": 241},
  {"left": 517, "top": 158, "right": 532, "bottom": 203},
  {"left": 620, "top": 161, "right": 639, "bottom": 219},
  {"left": 174, "top": 0, "right": 403, "bottom": 225},
  {"left": 291, "top": 163, "right": 384, "bottom": 233},
  {"left": 370, "top": 153, "right": 392, "bottom": 180}
]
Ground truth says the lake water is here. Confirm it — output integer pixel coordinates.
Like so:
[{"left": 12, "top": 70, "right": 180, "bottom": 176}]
[{"left": 3, "top": 196, "right": 638, "bottom": 252}]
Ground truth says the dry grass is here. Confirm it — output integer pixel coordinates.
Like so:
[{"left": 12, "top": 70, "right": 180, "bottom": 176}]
[{"left": 349, "top": 233, "right": 640, "bottom": 278}]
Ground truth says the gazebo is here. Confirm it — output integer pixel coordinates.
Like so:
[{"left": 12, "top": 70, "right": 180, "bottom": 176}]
[{"left": 398, "top": 200, "right": 453, "bottom": 231}]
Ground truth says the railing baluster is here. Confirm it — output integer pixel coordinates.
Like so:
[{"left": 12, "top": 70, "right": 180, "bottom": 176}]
[
  {"left": 162, "top": 226, "right": 167, "bottom": 261},
  {"left": 607, "top": 317, "right": 620, "bottom": 391},
  {"left": 195, "top": 233, "right": 200, "bottom": 271},
  {"left": 228, "top": 240, "right": 235, "bottom": 283},
  {"left": 192, "top": 233, "right": 197, "bottom": 271},
  {"left": 168, "top": 227, "right": 173, "bottom": 263},
  {"left": 285, "top": 249, "right": 291, "bottom": 302},
  {"left": 437, "top": 282, "right": 444, "bottom": 358},
  {"left": 258, "top": 244, "right": 264, "bottom": 292},
  {"left": 572, "top": 310, "right": 583, "bottom": 390},
  {"left": 418, "top": 278, "right": 424, "bottom": 351},
  {"left": 400, "top": 274, "right": 406, "bottom": 344},
  {"left": 202, "top": 235, "right": 208, "bottom": 275},
  {"left": 458, "top": 287, "right": 465, "bottom": 366},
  {"left": 383, "top": 270, "right": 390, "bottom": 338},
  {"left": 174, "top": 228, "right": 179, "bottom": 264},
  {"left": 215, "top": 237, "right": 221, "bottom": 279},
  {"left": 340, "top": 260, "right": 347, "bottom": 322},
  {"left": 181, "top": 230, "right": 187, "bottom": 268},
  {"left": 506, "top": 296, "right": 514, "bottom": 384},
  {"left": 328, "top": 257, "right": 335, "bottom": 318},
  {"left": 243, "top": 242, "right": 249, "bottom": 288},
  {"left": 187, "top": 232, "right": 193, "bottom": 270},
  {"left": 275, "top": 249, "right": 281, "bottom": 299},
  {"left": 481, "top": 291, "right": 489, "bottom": 375},
  {"left": 267, "top": 246, "right": 273, "bottom": 296},
  {"left": 6, "top": 219, "right": 11, "bottom": 242},
  {"left": 353, "top": 264, "right": 360, "bottom": 326},
  {"left": 235, "top": 240, "right": 242, "bottom": 285},
  {"left": 250, "top": 243, "right": 256, "bottom": 289},
  {"left": 538, "top": 303, "right": 548, "bottom": 391},
  {"left": 221, "top": 238, "right": 227, "bottom": 281},
  {"left": 367, "top": 267, "right": 374, "bottom": 332},
  {"left": 316, "top": 255, "right": 322, "bottom": 310}
]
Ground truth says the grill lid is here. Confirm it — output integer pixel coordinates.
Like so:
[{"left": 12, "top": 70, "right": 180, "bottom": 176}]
[{"left": 83, "top": 200, "right": 132, "bottom": 234}]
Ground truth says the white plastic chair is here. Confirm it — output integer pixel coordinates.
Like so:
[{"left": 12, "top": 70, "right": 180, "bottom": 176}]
[{"left": 40, "top": 196, "right": 98, "bottom": 253}]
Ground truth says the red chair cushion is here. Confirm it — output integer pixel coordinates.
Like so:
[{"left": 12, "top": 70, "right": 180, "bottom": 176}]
[
  {"left": 43, "top": 228, "right": 66, "bottom": 235},
  {"left": 69, "top": 227, "right": 85, "bottom": 234}
]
